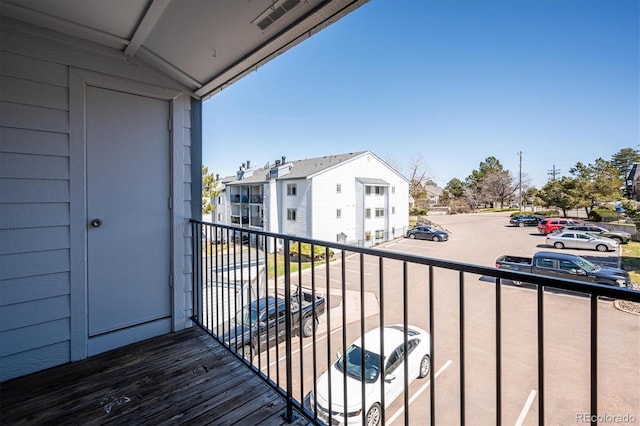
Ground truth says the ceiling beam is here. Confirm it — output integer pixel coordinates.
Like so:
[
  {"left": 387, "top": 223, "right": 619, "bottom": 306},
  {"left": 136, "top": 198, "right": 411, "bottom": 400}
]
[{"left": 124, "top": 0, "right": 171, "bottom": 57}]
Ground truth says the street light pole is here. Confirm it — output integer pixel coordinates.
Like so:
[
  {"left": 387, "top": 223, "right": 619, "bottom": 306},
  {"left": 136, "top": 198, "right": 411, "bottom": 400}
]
[{"left": 518, "top": 151, "right": 523, "bottom": 212}]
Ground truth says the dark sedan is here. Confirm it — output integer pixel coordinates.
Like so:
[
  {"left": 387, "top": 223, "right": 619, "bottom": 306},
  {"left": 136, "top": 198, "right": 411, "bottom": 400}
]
[
  {"left": 406, "top": 225, "right": 448, "bottom": 242},
  {"left": 509, "top": 214, "right": 542, "bottom": 227}
]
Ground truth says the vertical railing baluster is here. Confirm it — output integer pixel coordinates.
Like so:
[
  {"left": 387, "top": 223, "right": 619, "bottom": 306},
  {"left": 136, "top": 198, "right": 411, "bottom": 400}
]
[
  {"left": 297, "top": 241, "right": 304, "bottom": 403},
  {"left": 205, "top": 224, "right": 210, "bottom": 333},
  {"left": 341, "top": 250, "right": 347, "bottom": 422},
  {"left": 360, "top": 253, "right": 366, "bottom": 426},
  {"left": 379, "top": 257, "right": 386, "bottom": 426},
  {"left": 429, "top": 265, "right": 435, "bottom": 426},
  {"left": 538, "top": 284, "right": 545, "bottom": 425},
  {"left": 192, "top": 222, "right": 200, "bottom": 323},
  {"left": 274, "top": 241, "right": 279, "bottom": 387},
  {"left": 403, "top": 261, "right": 409, "bottom": 426},
  {"left": 590, "top": 295, "right": 598, "bottom": 426},
  {"left": 496, "top": 277, "right": 502, "bottom": 425},
  {"left": 254, "top": 234, "right": 260, "bottom": 372},
  {"left": 459, "top": 271, "right": 466, "bottom": 426},
  {"left": 283, "top": 236, "right": 293, "bottom": 422},
  {"left": 311, "top": 244, "right": 318, "bottom": 422}
]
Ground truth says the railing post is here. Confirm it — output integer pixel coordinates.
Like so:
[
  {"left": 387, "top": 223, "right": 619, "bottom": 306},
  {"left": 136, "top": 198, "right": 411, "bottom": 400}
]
[
  {"left": 459, "top": 271, "right": 466, "bottom": 426},
  {"left": 429, "top": 265, "right": 436, "bottom": 426},
  {"left": 496, "top": 276, "right": 502, "bottom": 425},
  {"left": 590, "top": 295, "right": 598, "bottom": 426},
  {"left": 538, "top": 285, "right": 545, "bottom": 425},
  {"left": 283, "top": 236, "right": 294, "bottom": 422}
]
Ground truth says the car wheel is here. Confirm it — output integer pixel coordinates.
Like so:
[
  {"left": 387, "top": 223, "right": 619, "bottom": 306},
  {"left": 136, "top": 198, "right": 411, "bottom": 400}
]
[
  {"left": 301, "top": 316, "right": 317, "bottom": 338},
  {"left": 518, "top": 222, "right": 525, "bottom": 227},
  {"left": 366, "top": 403, "right": 382, "bottom": 426},
  {"left": 432, "top": 236, "right": 440, "bottom": 242},
  {"left": 409, "top": 234, "right": 416, "bottom": 239},
  {"left": 611, "top": 237, "right": 623, "bottom": 244},
  {"left": 418, "top": 355, "right": 431, "bottom": 378},
  {"left": 240, "top": 345, "right": 252, "bottom": 360},
  {"left": 554, "top": 242, "right": 564, "bottom": 249},
  {"left": 596, "top": 244, "right": 608, "bottom": 252}
]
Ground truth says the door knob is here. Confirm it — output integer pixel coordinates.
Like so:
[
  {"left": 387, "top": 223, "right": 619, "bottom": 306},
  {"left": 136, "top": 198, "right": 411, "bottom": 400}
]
[{"left": 91, "top": 218, "right": 103, "bottom": 228}]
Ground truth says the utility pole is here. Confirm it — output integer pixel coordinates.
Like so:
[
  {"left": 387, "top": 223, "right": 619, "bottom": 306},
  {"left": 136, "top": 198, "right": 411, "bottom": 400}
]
[
  {"left": 518, "top": 151, "right": 523, "bottom": 211},
  {"left": 547, "top": 165, "right": 561, "bottom": 181}
]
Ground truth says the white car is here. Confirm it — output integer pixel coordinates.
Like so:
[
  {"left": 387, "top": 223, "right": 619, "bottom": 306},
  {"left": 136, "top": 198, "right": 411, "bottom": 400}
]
[
  {"left": 307, "top": 324, "right": 431, "bottom": 426},
  {"left": 545, "top": 231, "right": 619, "bottom": 252}
]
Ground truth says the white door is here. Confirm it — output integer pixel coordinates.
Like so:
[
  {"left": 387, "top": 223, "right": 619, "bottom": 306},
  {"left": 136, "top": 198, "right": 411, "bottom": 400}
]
[{"left": 86, "top": 86, "right": 171, "bottom": 354}]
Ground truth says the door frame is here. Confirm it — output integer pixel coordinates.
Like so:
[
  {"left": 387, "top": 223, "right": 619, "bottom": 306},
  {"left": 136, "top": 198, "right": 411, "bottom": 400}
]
[{"left": 69, "top": 68, "right": 184, "bottom": 361}]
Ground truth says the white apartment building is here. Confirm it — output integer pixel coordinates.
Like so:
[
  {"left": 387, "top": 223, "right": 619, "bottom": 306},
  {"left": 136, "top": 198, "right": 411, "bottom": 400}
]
[{"left": 211, "top": 151, "right": 410, "bottom": 248}]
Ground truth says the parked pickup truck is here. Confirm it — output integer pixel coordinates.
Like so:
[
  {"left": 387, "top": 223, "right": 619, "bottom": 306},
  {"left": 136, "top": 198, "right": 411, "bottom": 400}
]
[
  {"left": 495, "top": 251, "right": 631, "bottom": 288},
  {"left": 224, "top": 290, "right": 326, "bottom": 359}
]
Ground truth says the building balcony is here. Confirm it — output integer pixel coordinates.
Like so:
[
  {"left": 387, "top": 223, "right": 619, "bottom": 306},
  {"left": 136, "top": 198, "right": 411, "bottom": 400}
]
[
  {"left": 190, "top": 221, "right": 640, "bottom": 425},
  {"left": 4, "top": 221, "right": 638, "bottom": 425}
]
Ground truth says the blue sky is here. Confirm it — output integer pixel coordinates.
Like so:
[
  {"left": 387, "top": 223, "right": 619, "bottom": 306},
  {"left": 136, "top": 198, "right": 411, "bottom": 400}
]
[{"left": 202, "top": 0, "right": 639, "bottom": 189}]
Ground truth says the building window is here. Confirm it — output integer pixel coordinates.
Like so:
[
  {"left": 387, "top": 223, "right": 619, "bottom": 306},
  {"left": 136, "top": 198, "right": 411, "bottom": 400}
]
[
  {"left": 287, "top": 209, "right": 297, "bottom": 221},
  {"left": 375, "top": 230, "right": 384, "bottom": 239},
  {"left": 287, "top": 184, "right": 297, "bottom": 196},
  {"left": 218, "top": 213, "right": 222, "bottom": 222},
  {"left": 366, "top": 185, "right": 385, "bottom": 195},
  {"left": 392, "top": 186, "right": 396, "bottom": 194},
  {"left": 336, "top": 184, "right": 342, "bottom": 194},
  {"left": 375, "top": 208, "right": 385, "bottom": 218},
  {"left": 365, "top": 231, "right": 371, "bottom": 241},
  {"left": 392, "top": 206, "right": 396, "bottom": 215},
  {"left": 365, "top": 208, "right": 371, "bottom": 219},
  {"left": 336, "top": 209, "right": 341, "bottom": 218}
]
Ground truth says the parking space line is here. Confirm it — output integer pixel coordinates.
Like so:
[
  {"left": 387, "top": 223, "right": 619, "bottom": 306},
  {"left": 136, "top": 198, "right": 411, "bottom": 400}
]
[
  {"left": 515, "top": 389, "right": 537, "bottom": 426},
  {"left": 388, "top": 359, "right": 453, "bottom": 425},
  {"left": 263, "top": 328, "right": 337, "bottom": 369}
]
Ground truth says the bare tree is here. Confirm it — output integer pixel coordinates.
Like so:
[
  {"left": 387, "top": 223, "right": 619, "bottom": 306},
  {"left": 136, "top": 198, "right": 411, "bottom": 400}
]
[
  {"left": 406, "top": 155, "right": 434, "bottom": 200},
  {"left": 481, "top": 171, "right": 516, "bottom": 208},
  {"left": 464, "top": 185, "right": 484, "bottom": 211}
]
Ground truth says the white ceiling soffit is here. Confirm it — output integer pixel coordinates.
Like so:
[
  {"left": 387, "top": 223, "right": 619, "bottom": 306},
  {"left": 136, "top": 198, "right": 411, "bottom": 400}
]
[{"left": 0, "top": 0, "right": 370, "bottom": 100}]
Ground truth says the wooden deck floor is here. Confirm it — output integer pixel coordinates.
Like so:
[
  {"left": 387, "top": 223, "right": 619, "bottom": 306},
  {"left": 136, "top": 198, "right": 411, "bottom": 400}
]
[{"left": 1, "top": 327, "right": 313, "bottom": 425}]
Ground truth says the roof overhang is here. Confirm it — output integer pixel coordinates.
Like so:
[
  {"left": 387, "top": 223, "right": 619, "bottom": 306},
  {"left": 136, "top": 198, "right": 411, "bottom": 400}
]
[{"left": 0, "top": 0, "right": 370, "bottom": 100}]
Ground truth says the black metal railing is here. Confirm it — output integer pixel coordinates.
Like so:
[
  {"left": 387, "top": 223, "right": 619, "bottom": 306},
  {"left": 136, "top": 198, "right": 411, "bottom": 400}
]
[{"left": 190, "top": 220, "right": 640, "bottom": 426}]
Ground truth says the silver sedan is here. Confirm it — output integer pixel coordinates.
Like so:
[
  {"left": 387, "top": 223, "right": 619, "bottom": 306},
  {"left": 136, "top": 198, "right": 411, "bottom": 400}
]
[{"left": 545, "top": 231, "right": 619, "bottom": 252}]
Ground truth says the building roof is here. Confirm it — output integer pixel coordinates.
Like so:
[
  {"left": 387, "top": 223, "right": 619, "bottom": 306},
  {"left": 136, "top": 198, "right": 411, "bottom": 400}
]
[
  {"left": 357, "top": 177, "right": 390, "bottom": 186},
  {"left": 425, "top": 185, "right": 443, "bottom": 196},
  {"left": 226, "top": 151, "right": 370, "bottom": 185}
]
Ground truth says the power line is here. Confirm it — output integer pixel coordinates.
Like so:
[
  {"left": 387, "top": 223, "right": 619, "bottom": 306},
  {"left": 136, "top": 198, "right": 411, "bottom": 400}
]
[{"left": 547, "top": 165, "right": 561, "bottom": 181}]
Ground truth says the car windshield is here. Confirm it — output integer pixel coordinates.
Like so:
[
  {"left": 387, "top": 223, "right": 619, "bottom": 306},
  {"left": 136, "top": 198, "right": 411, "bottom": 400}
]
[
  {"left": 237, "top": 305, "right": 260, "bottom": 327},
  {"left": 335, "top": 344, "right": 382, "bottom": 383},
  {"left": 574, "top": 256, "right": 598, "bottom": 272}
]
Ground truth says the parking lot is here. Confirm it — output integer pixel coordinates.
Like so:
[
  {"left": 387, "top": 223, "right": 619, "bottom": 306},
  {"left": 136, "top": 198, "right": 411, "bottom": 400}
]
[{"left": 254, "top": 212, "right": 639, "bottom": 425}]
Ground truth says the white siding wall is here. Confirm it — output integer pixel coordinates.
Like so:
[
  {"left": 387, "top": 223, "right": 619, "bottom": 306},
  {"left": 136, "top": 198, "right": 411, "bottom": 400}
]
[
  {"left": 280, "top": 178, "right": 309, "bottom": 238},
  {"left": 310, "top": 153, "right": 409, "bottom": 245},
  {"left": 0, "top": 20, "right": 193, "bottom": 381},
  {"left": 310, "top": 169, "right": 357, "bottom": 244}
]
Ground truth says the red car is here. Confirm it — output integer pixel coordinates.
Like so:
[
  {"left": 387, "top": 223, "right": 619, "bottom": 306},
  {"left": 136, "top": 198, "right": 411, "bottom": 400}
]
[{"left": 537, "top": 218, "right": 583, "bottom": 235}]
